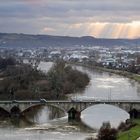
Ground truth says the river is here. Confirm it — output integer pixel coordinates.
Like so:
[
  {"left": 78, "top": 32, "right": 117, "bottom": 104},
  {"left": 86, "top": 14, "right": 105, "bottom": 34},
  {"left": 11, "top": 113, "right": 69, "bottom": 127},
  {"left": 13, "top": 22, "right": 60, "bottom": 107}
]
[{"left": 0, "top": 61, "right": 140, "bottom": 140}]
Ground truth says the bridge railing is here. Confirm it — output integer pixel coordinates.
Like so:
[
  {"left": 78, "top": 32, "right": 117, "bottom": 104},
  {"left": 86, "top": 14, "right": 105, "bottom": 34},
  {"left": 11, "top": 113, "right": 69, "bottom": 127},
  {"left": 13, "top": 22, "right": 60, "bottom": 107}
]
[{"left": 0, "top": 100, "right": 140, "bottom": 104}]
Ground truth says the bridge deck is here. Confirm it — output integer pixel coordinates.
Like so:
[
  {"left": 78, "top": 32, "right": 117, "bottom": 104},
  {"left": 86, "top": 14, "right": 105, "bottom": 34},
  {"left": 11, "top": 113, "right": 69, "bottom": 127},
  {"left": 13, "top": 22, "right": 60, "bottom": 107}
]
[
  {"left": 0, "top": 100, "right": 140, "bottom": 114},
  {"left": 0, "top": 100, "right": 140, "bottom": 104}
]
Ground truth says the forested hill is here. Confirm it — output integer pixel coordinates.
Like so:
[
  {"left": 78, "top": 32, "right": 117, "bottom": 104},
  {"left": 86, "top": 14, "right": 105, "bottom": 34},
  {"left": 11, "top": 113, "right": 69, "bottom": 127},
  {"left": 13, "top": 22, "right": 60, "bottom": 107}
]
[{"left": 0, "top": 33, "right": 139, "bottom": 48}]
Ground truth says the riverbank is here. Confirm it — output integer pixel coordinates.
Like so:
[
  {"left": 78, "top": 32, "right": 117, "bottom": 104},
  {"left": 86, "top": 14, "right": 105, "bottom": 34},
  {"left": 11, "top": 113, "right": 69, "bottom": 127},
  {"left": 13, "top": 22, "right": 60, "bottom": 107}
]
[
  {"left": 118, "top": 119, "right": 140, "bottom": 140},
  {"left": 85, "top": 119, "right": 140, "bottom": 140},
  {"left": 95, "top": 66, "right": 140, "bottom": 83},
  {"left": 70, "top": 62, "right": 140, "bottom": 83}
]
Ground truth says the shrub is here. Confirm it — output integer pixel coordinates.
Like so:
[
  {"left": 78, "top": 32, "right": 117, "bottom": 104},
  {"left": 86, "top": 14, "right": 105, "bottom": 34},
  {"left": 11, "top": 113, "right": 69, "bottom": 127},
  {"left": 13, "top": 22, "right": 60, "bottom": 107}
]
[{"left": 98, "top": 122, "right": 118, "bottom": 140}]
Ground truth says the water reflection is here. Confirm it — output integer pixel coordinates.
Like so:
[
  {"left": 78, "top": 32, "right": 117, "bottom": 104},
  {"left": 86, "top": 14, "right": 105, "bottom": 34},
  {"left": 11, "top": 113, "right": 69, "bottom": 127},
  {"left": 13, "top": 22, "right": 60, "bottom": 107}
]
[
  {"left": 0, "top": 105, "right": 65, "bottom": 128},
  {"left": 22, "top": 105, "right": 65, "bottom": 124},
  {"left": 137, "top": 85, "right": 140, "bottom": 95},
  {"left": 74, "top": 66, "right": 140, "bottom": 100},
  {"left": 81, "top": 104, "right": 129, "bottom": 129},
  {"left": 37, "top": 62, "right": 53, "bottom": 73}
]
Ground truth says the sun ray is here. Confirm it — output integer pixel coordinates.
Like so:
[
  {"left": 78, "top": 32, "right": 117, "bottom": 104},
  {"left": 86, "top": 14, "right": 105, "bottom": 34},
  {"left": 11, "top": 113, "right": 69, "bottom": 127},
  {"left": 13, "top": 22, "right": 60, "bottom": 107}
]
[{"left": 89, "top": 21, "right": 140, "bottom": 38}]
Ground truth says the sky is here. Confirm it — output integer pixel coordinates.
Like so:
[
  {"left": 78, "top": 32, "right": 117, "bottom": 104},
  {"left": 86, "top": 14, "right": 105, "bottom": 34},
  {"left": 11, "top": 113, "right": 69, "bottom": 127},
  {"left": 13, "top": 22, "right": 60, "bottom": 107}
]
[{"left": 0, "top": 0, "right": 140, "bottom": 38}]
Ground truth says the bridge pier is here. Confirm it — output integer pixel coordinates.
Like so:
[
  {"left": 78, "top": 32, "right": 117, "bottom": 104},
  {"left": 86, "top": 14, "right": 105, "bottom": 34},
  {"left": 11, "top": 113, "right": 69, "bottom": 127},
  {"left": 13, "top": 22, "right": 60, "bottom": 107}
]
[
  {"left": 129, "top": 109, "right": 140, "bottom": 119},
  {"left": 67, "top": 107, "right": 81, "bottom": 122},
  {"left": 10, "top": 106, "right": 21, "bottom": 117}
]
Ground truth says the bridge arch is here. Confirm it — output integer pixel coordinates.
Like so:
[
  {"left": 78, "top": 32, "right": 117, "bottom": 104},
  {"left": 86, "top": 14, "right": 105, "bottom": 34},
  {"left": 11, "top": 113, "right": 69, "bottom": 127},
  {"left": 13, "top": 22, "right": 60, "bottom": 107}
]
[
  {"left": 78, "top": 103, "right": 140, "bottom": 119},
  {"left": 72, "top": 102, "right": 139, "bottom": 114},
  {"left": 21, "top": 103, "right": 66, "bottom": 115},
  {"left": 0, "top": 106, "right": 10, "bottom": 116},
  {"left": 21, "top": 104, "right": 45, "bottom": 114}
]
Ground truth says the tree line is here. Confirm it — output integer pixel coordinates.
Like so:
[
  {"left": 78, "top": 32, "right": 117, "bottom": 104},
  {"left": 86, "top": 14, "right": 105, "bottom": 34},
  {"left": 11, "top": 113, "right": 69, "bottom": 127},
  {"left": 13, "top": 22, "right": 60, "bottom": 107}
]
[{"left": 0, "top": 58, "right": 89, "bottom": 100}]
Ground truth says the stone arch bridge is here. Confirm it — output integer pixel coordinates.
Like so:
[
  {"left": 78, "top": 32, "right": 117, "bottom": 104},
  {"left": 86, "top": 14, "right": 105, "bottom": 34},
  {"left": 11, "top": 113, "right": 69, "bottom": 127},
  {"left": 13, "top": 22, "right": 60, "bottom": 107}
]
[{"left": 0, "top": 100, "right": 140, "bottom": 120}]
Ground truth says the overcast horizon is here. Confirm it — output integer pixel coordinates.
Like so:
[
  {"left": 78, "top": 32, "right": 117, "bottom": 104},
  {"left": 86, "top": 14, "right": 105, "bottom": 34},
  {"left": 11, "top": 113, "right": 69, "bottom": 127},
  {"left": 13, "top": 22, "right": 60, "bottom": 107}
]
[{"left": 0, "top": 0, "right": 140, "bottom": 39}]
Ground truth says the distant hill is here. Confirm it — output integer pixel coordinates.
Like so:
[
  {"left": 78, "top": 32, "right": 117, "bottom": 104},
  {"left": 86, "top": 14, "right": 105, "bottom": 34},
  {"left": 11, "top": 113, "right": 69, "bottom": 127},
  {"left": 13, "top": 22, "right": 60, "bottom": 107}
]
[{"left": 0, "top": 33, "right": 139, "bottom": 48}]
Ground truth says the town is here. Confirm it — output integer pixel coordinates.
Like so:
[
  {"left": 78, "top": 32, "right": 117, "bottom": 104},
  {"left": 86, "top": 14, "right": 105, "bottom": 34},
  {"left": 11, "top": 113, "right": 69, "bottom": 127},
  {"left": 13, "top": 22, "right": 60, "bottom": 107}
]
[{"left": 0, "top": 44, "right": 139, "bottom": 74}]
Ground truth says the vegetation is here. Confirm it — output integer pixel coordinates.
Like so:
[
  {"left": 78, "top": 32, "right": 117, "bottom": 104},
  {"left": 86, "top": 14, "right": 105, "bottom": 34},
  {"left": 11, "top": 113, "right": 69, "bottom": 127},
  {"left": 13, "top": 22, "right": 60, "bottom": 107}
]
[
  {"left": 0, "top": 58, "right": 89, "bottom": 100},
  {"left": 85, "top": 122, "right": 118, "bottom": 140},
  {"left": 0, "top": 57, "right": 16, "bottom": 69},
  {"left": 85, "top": 119, "right": 140, "bottom": 140},
  {"left": 44, "top": 60, "right": 90, "bottom": 99},
  {"left": 98, "top": 122, "right": 118, "bottom": 140},
  {"left": 118, "top": 119, "right": 140, "bottom": 140}
]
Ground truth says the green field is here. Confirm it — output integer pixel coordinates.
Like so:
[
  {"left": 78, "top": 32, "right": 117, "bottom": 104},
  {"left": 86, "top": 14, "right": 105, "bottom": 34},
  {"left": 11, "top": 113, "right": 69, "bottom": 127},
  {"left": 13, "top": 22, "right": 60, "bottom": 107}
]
[{"left": 118, "top": 119, "right": 140, "bottom": 140}]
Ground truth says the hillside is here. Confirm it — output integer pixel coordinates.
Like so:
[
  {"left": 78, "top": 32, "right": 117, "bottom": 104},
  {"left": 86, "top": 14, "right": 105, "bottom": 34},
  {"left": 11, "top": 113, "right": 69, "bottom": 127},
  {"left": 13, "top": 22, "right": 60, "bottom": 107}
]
[{"left": 0, "top": 33, "right": 139, "bottom": 48}]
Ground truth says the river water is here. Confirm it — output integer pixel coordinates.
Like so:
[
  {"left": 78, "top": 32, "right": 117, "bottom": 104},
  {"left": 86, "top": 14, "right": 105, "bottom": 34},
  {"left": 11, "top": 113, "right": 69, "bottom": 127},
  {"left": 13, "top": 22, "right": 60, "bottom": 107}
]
[{"left": 0, "top": 61, "right": 140, "bottom": 140}]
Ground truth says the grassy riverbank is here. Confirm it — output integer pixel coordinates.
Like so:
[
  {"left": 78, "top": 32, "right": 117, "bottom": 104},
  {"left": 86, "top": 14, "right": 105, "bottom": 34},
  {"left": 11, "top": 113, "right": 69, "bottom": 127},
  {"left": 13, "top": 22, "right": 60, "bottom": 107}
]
[
  {"left": 71, "top": 62, "right": 140, "bottom": 83},
  {"left": 118, "top": 119, "right": 140, "bottom": 140},
  {"left": 94, "top": 66, "right": 140, "bottom": 83}
]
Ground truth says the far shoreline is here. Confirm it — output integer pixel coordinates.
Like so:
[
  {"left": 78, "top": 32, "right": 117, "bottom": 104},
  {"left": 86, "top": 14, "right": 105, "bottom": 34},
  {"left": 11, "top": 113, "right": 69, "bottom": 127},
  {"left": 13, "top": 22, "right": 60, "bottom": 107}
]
[{"left": 69, "top": 62, "right": 140, "bottom": 84}]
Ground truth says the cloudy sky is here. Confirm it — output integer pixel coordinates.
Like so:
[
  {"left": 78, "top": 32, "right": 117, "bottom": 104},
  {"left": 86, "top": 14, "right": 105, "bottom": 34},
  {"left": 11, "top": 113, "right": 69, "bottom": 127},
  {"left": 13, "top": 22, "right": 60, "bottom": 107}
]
[{"left": 0, "top": 0, "right": 140, "bottom": 38}]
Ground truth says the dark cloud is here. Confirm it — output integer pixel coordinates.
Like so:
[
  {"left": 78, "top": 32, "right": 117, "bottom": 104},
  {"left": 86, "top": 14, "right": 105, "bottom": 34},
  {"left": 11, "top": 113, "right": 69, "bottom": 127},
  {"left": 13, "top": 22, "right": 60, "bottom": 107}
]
[
  {"left": 0, "top": 0, "right": 139, "bottom": 38},
  {"left": 1, "top": 0, "right": 140, "bottom": 19}
]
